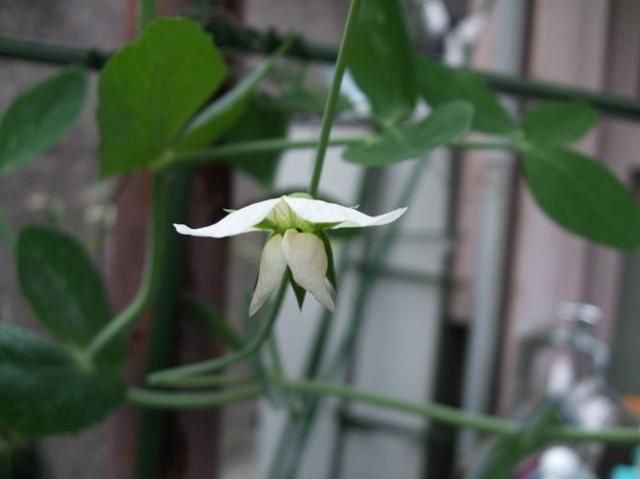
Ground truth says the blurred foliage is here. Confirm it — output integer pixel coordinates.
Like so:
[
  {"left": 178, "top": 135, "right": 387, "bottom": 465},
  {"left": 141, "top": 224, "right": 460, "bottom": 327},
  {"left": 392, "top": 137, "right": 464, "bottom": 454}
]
[{"left": 0, "top": 68, "right": 87, "bottom": 175}]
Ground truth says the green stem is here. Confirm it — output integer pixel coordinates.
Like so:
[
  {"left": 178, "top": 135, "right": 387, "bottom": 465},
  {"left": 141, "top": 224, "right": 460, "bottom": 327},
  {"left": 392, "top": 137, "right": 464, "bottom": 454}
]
[
  {"left": 85, "top": 173, "right": 168, "bottom": 363},
  {"left": 308, "top": 0, "right": 363, "bottom": 197},
  {"left": 327, "top": 158, "right": 429, "bottom": 377},
  {"left": 163, "top": 137, "right": 514, "bottom": 171},
  {"left": 450, "top": 140, "right": 513, "bottom": 150},
  {"left": 147, "top": 278, "right": 288, "bottom": 385},
  {"left": 149, "top": 374, "right": 254, "bottom": 389},
  {"left": 0, "top": 36, "right": 109, "bottom": 68},
  {"left": 127, "top": 385, "right": 260, "bottom": 409},
  {"left": 165, "top": 137, "right": 364, "bottom": 170},
  {"left": 268, "top": 334, "right": 286, "bottom": 381},
  {"left": 546, "top": 426, "right": 640, "bottom": 444},
  {"left": 187, "top": 297, "right": 244, "bottom": 350},
  {"left": 285, "top": 380, "right": 514, "bottom": 435},
  {"left": 282, "top": 380, "right": 640, "bottom": 444}
]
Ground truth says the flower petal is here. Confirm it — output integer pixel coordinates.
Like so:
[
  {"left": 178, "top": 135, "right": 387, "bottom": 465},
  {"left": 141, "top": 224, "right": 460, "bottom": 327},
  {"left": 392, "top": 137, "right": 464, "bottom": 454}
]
[
  {"left": 283, "top": 196, "right": 407, "bottom": 229},
  {"left": 174, "top": 198, "right": 280, "bottom": 238},
  {"left": 282, "top": 229, "right": 335, "bottom": 312},
  {"left": 249, "top": 234, "right": 287, "bottom": 316}
]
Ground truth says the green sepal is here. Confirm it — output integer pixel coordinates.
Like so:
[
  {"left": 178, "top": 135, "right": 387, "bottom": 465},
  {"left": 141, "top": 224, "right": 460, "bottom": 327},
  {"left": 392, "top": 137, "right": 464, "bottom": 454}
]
[
  {"left": 318, "top": 230, "right": 338, "bottom": 291},
  {"left": 288, "top": 269, "right": 306, "bottom": 310}
]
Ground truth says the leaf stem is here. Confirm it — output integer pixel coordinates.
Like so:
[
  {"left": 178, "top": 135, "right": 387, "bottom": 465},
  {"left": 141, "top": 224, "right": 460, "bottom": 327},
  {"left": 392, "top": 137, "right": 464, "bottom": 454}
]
[
  {"left": 85, "top": 172, "right": 168, "bottom": 362},
  {"left": 129, "top": 375, "right": 640, "bottom": 445},
  {"left": 147, "top": 278, "right": 288, "bottom": 385},
  {"left": 164, "top": 137, "right": 513, "bottom": 171},
  {"left": 187, "top": 297, "right": 244, "bottom": 350},
  {"left": 285, "top": 379, "right": 515, "bottom": 435},
  {"left": 281, "top": 380, "right": 640, "bottom": 444},
  {"left": 308, "top": 0, "right": 364, "bottom": 197},
  {"left": 166, "top": 137, "right": 364, "bottom": 169},
  {"left": 149, "top": 374, "right": 255, "bottom": 389},
  {"left": 127, "top": 385, "right": 260, "bottom": 409}
]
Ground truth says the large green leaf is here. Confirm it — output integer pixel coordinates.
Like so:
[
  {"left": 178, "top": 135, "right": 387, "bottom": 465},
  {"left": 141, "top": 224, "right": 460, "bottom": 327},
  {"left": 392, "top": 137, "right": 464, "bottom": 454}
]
[
  {"left": 176, "top": 47, "right": 285, "bottom": 152},
  {"left": 0, "top": 68, "right": 87, "bottom": 175},
  {"left": 523, "top": 147, "right": 640, "bottom": 250},
  {"left": 347, "top": 0, "right": 417, "bottom": 125},
  {"left": 522, "top": 101, "right": 597, "bottom": 146},
  {"left": 0, "top": 323, "right": 126, "bottom": 435},
  {"left": 416, "top": 57, "right": 515, "bottom": 134},
  {"left": 97, "top": 18, "right": 226, "bottom": 176},
  {"left": 221, "top": 95, "right": 289, "bottom": 189},
  {"left": 343, "top": 101, "right": 472, "bottom": 167},
  {"left": 16, "top": 225, "right": 125, "bottom": 366}
]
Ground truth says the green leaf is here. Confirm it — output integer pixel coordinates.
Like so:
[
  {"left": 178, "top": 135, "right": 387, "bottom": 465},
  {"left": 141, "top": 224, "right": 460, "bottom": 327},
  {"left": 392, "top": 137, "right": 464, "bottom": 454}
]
[
  {"left": 221, "top": 95, "right": 289, "bottom": 189},
  {"left": 16, "top": 225, "right": 125, "bottom": 366},
  {"left": 97, "top": 18, "right": 226, "bottom": 176},
  {"left": 288, "top": 270, "right": 306, "bottom": 310},
  {"left": 0, "top": 68, "right": 87, "bottom": 175},
  {"left": 523, "top": 147, "right": 640, "bottom": 250},
  {"left": 466, "top": 404, "right": 561, "bottom": 479},
  {"left": 0, "top": 323, "right": 126, "bottom": 435},
  {"left": 416, "top": 57, "right": 516, "bottom": 134},
  {"left": 176, "top": 48, "right": 284, "bottom": 152},
  {"left": 343, "top": 101, "right": 473, "bottom": 167},
  {"left": 347, "top": 0, "right": 417, "bottom": 124},
  {"left": 522, "top": 101, "right": 597, "bottom": 146}
]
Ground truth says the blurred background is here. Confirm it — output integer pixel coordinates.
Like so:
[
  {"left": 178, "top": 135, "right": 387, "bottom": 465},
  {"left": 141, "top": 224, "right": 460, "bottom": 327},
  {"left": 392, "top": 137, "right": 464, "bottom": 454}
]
[{"left": 1, "top": 0, "right": 640, "bottom": 478}]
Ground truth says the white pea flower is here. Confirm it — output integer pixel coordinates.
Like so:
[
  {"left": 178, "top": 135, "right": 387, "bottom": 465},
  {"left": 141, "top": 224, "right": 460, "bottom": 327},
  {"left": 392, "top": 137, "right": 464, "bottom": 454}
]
[{"left": 174, "top": 195, "right": 406, "bottom": 316}]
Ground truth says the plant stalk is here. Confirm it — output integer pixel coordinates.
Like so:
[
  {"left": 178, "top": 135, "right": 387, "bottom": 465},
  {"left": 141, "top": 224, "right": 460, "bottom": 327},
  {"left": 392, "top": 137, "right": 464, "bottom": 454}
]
[
  {"left": 85, "top": 172, "right": 168, "bottom": 362},
  {"left": 166, "top": 137, "right": 511, "bottom": 170},
  {"left": 308, "top": 0, "right": 363, "bottom": 196},
  {"left": 128, "top": 385, "right": 261, "bottom": 409},
  {"left": 282, "top": 380, "right": 640, "bottom": 445},
  {"left": 147, "top": 278, "right": 288, "bottom": 385}
]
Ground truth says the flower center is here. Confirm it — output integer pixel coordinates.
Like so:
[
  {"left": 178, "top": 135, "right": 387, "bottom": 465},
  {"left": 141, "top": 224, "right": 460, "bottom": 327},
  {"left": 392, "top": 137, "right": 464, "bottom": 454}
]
[{"left": 256, "top": 199, "right": 315, "bottom": 234}]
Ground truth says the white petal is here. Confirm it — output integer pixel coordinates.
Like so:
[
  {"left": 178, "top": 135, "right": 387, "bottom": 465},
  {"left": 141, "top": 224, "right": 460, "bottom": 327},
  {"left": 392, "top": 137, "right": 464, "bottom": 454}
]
[
  {"left": 173, "top": 198, "right": 280, "bottom": 238},
  {"left": 282, "top": 229, "right": 335, "bottom": 312},
  {"left": 249, "top": 234, "right": 287, "bottom": 316},
  {"left": 283, "top": 196, "right": 407, "bottom": 229}
]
